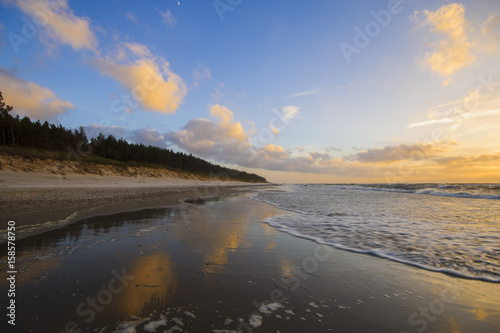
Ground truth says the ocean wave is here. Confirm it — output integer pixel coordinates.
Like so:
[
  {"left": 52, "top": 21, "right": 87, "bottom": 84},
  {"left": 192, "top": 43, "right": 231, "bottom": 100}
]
[
  {"left": 252, "top": 184, "right": 500, "bottom": 283},
  {"left": 0, "top": 212, "right": 79, "bottom": 244},
  {"left": 264, "top": 214, "right": 500, "bottom": 284},
  {"left": 414, "top": 188, "right": 500, "bottom": 200},
  {"left": 327, "top": 183, "right": 500, "bottom": 200}
]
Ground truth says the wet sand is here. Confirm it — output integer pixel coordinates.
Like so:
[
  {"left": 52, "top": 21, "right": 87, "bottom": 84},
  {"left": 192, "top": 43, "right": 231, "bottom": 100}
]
[
  {"left": 1, "top": 191, "right": 499, "bottom": 332},
  {"left": 0, "top": 171, "right": 264, "bottom": 240}
]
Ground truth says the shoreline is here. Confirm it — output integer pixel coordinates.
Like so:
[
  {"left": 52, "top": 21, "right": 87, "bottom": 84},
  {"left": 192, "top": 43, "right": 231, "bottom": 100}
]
[{"left": 0, "top": 170, "right": 270, "bottom": 241}]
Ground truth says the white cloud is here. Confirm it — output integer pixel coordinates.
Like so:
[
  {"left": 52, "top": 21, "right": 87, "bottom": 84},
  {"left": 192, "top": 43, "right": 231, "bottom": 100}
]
[
  {"left": 408, "top": 75, "right": 500, "bottom": 131},
  {"left": 408, "top": 118, "right": 455, "bottom": 129},
  {"left": 8, "top": 0, "right": 98, "bottom": 52},
  {"left": 125, "top": 13, "right": 137, "bottom": 23},
  {"left": 91, "top": 42, "right": 187, "bottom": 114},
  {"left": 281, "top": 105, "right": 300, "bottom": 122},
  {"left": 157, "top": 8, "right": 176, "bottom": 27},
  {"left": 287, "top": 82, "right": 363, "bottom": 98},
  {"left": 192, "top": 63, "right": 211, "bottom": 87},
  {"left": 0, "top": 67, "right": 74, "bottom": 120}
]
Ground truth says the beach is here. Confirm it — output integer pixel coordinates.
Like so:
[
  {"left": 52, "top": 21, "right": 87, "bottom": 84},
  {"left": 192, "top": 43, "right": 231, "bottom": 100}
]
[
  {"left": 0, "top": 171, "right": 258, "bottom": 240},
  {"left": 2, "top": 0, "right": 500, "bottom": 331},
  {"left": 1, "top": 182, "right": 499, "bottom": 332}
]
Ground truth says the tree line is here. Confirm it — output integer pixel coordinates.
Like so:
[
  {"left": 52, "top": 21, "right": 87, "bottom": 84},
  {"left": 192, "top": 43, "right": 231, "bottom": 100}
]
[{"left": 0, "top": 91, "right": 267, "bottom": 183}]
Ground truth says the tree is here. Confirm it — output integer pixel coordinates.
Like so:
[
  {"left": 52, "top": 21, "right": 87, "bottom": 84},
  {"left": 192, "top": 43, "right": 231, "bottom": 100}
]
[
  {"left": 0, "top": 91, "right": 14, "bottom": 145},
  {"left": 0, "top": 90, "right": 267, "bottom": 182}
]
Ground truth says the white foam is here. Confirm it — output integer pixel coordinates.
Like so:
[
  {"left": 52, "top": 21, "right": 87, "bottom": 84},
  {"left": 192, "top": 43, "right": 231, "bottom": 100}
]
[
  {"left": 143, "top": 315, "right": 167, "bottom": 332},
  {"left": 255, "top": 184, "right": 500, "bottom": 283},
  {"left": 171, "top": 318, "right": 184, "bottom": 326},
  {"left": 113, "top": 318, "right": 149, "bottom": 333},
  {"left": 249, "top": 314, "right": 263, "bottom": 328},
  {"left": 184, "top": 311, "right": 196, "bottom": 319}
]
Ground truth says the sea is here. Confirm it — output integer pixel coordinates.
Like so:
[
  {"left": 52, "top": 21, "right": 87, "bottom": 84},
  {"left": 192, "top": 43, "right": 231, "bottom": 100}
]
[{"left": 252, "top": 183, "right": 500, "bottom": 283}]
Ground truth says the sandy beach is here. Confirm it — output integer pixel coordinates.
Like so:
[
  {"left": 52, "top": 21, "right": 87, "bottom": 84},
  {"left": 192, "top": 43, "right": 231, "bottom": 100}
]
[
  {"left": 1, "top": 190, "right": 499, "bottom": 332},
  {"left": 0, "top": 170, "right": 262, "bottom": 240}
]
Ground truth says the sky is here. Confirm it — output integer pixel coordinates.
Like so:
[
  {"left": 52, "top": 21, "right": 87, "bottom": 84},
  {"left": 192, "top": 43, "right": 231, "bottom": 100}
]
[{"left": 0, "top": 0, "right": 499, "bottom": 183}]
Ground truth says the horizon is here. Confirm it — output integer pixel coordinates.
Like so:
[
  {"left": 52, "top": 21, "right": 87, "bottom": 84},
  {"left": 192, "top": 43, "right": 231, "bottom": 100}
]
[{"left": 1, "top": 0, "right": 499, "bottom": 183}]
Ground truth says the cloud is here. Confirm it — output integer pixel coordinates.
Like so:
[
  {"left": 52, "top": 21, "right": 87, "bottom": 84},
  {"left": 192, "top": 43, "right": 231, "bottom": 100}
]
[
  {"left": 409, "top": 109, "right": 500, "bottom": 129},
  {"left": 81, "top": 104, "right": 485, "bottom": 181},
  {"left": 165, "top": 105, "right": 295, "bottom": 168},
  {"left": 0, "top": 67, "right": 74, "bottom": 120},
  {"left": 91, "top": 42, "right": 187, "bottom": 114},
  {"left": 192, "top": 63, "right": 211, "bottom": 87},
  {"left": 408, "top": 117, "right": 455, "bottom": 129},
  {"left": 128, "top": 128, "right": 167, "bottom": 148},
  {"left": 157, "top": 8, "right": 176, "bottom": 27},
  {"left": 8, "top": 0, "right": 98, "bottom": 52},
  {"left": 165, "top": 105, "right": 429, "bottom": 176},
  {"left": 165, "top": 105, "right": 250, "bottom": 159},
  {"left": 420, "top": 3, "right": 475, "bottom": 84},
  {"left": 325, "top": 146, "right": 342, "bottom": 152},
  {"left": 123, "top": 42, "right": 152, "bottom": 58},
  {"left": 269, "top": 124, "right": 280, "bottom": 135},
  {"left": 164, "top": 105, "right": 346, "bottom": 174},
  {"left": 482, "top": 13, "right": 500, "bottom": 40},
  {"left": 262, "top": 144, "right": 287, "bottom": 159},
  {"left": 408, "top": 75, "right": 500, "bottom": 131},
  {"left": 309, "top": 151, "right": 332, "bottom": 161},
  {"left": 434, "top": 153, "right": 500, "bottom": 166},
  {"left": 287, "top": 82, "right": 364, "bottom": 98},
  {"left": 288, "top": 87, "right": 325, "bottom": 98},
  {"left": 83, "top": 124, "right": 126, "bottom": 140},
  {"left": 347, "top": 141, "right": 455, "bottom": 163},
  {"left": 84, "top": 124, "right": 167, "bottom": 148},
  {"left": 211, "top": 84, "right": 224, "bottom": 100},
  {"left": 125, "top": 13, "right": 137, "bottom": 23},
  {"left": 281, "top": 105, "right": 300, "bottom": 122}
]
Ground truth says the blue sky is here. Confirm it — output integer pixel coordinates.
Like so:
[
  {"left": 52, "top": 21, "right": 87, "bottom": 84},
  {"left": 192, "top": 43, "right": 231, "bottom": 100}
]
[{"left": 1, "top": 0, "right": 499, "bottom": 183}]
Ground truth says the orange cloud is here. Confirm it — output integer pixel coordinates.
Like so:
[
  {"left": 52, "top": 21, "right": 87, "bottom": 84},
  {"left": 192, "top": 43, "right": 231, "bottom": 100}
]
[
  {"left": 421, "top": 3, "right": 475, "bottom": 84},
  {"left": 481, "top": 13, "right": 500, "bottom": 43},
  {"left": 263, "top": 144, "right": 286, "bottom": 159},
  {"left": 0, "top": 67, "right": 74, "bottom": 120},
  {"left": 9, "top": 0, "right": 98, "bottom": 52},
  {"left": 349, "top": 141, "right": 456, "bottom": 163},
  {"left": 209, "top": 104, "right": 247, "bottom": 142},
  {"left": 92, "top": 43, "right": 187, "bottom": 114},
  {"left": 434, "top": 153, "right": 500, "bottom": 166}
]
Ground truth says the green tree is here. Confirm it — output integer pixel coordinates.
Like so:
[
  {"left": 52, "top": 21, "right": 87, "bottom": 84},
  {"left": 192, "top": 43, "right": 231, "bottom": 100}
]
[{"left": 0, "top": 91, "right": 14, "bottom": 145}]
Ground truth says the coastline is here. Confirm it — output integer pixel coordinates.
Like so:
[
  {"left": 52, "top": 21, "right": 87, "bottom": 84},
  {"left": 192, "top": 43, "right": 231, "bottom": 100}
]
[{"left": 0, "top": 170, "right": 268, "bottom": 240}]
